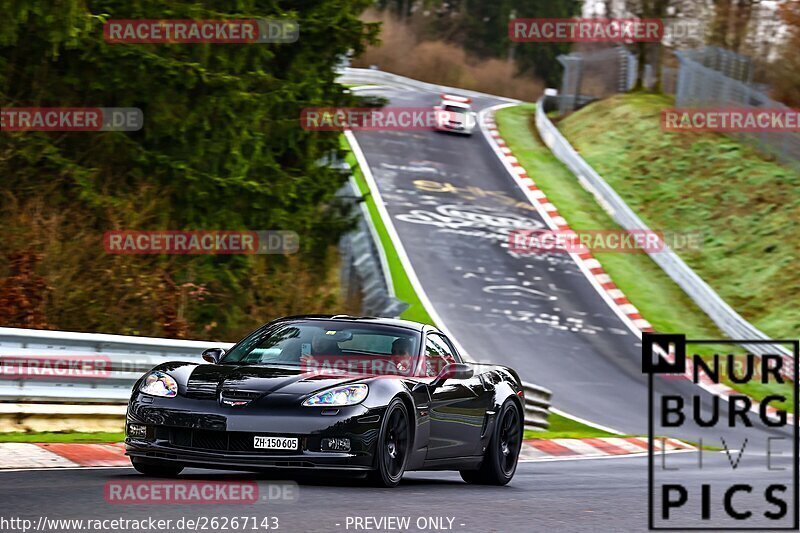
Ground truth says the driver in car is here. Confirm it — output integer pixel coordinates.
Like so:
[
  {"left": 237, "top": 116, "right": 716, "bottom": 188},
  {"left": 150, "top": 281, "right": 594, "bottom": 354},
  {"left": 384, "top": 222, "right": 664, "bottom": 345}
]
[
  {"left": 311, "top": 332, "right": 343, "bottom": 356},
  {"left": 391, "top": 338, "right": 414, "bottom": 376},
  {"left": 296, "top": 332, "right": 346, "bottom": 374}
]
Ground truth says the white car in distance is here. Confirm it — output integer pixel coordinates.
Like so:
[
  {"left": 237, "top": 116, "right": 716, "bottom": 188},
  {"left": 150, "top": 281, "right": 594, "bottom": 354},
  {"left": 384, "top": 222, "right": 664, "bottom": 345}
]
[{"left": 433, "top": 94, "right": 477, "bottom": 135}]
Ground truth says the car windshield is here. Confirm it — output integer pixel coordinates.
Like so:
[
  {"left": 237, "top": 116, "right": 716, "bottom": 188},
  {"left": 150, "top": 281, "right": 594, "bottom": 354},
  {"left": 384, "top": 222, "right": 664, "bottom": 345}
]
[
  {"left": 219, "top": 320, "right": 421, "bottom": 376},
  {"left": 443, "top": 104, "right": 467, "bottom": 113}
]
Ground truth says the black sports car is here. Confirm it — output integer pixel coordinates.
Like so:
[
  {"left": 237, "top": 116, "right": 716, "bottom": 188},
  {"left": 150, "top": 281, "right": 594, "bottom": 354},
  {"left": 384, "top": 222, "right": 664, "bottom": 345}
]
[{"left": 125, "top": 315, "right": 525, "bottom": 487}]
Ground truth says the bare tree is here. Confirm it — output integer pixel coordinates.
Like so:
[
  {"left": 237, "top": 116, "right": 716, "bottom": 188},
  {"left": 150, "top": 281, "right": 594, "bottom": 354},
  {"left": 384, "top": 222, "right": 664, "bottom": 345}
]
[
  {"left": 624, "top": 0, "right": 671, "bottom": 90},
  {"left": 709, "top": 0, "right": 761, "bottom": 53},
  {"left": 770, "top": 0, "right": 800, "bottom": 106}
]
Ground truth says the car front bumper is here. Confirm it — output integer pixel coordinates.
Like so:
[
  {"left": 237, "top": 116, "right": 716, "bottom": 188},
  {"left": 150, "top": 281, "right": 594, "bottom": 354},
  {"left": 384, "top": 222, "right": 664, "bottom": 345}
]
[
  {"left": 434, "top": 123, "right": 473, "bottom": 135},
  {"left": 125, "top": 393, "right": 383, "bottom": 472}
]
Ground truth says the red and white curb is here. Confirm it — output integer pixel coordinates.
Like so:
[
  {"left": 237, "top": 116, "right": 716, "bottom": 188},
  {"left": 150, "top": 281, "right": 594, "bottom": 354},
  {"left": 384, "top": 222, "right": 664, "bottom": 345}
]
[
  {"left": 0, "top": 442, "right": 129, "bottom": 470},
  {"left": 479, "top": 110, "right": 652, "bottom": 334},
  {"left": 478, "top": 106, "right": 794, "bottom": 425},
  {"left": 520, "top": 437, "right": 695, "bottom": 462},
  {"left": 0, "top": 439, "right": 692, "bottom": 470}
]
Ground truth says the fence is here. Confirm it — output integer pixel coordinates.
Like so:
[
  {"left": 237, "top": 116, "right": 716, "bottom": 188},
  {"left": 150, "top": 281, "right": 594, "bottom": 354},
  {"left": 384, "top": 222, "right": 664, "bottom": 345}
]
[
  {"left": 535, "top": 97, "right": 795, "bottom": 376},
  {"left": 556, "top": 46, "right": 637, "bottom": 115},
  {"left": 0, "top": 327, "right": 551, "bottom": 428},
  {"left": 553, "top": 44, "right": 799, "bottom": 168},
  {"left": 338, "top": 175, "right": 408, "bottom": 318},
  {"left": 678, "top": 47, "right": 753, "bottom": 83},
  {"left": 674, "top": 47, "right": 800, "bottom": 168},
  {"left": 661, "top": 66, "right": 678, "bottom": 95}
]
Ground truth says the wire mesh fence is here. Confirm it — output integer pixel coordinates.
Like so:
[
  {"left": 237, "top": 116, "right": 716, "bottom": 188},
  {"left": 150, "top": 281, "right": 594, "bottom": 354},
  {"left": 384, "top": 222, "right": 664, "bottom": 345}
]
[
  {"left": 678, "top": 46, "right": 753, "bottom": 83},
  {"left": 555, "top": 45, "right": 798, "bottom": 168},
  {"left": 674, "top": 47, "right": 799, "bottom": 168},
  {"left": 556, "top": 46, "right": 637, "bottom": 115},
  {"left": 660, "top": 66, "right": 678, "bottom": 95}
]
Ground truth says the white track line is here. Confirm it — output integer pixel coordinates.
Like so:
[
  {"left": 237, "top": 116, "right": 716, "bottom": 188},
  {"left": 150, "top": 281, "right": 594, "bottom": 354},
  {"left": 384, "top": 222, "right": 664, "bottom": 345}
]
[
  {"left": 343, "top": 130, "right": 472, "bottom": 362},
  {"left": 478, "top": 103, "right": 792, "bottom": 426},
  {"left": 550, "top": 407, "right": 625, "bottom": 435}
]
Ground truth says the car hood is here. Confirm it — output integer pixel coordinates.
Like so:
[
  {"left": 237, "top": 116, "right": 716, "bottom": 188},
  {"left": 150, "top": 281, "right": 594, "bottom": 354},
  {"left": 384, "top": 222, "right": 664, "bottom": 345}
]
[{"left": 152, "top": 361, "right": 370, "bottom": 399}]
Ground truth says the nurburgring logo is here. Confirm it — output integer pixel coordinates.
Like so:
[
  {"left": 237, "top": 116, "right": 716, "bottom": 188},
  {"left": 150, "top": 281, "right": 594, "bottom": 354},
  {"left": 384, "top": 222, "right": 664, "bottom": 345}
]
[{"left": 643, "top": 333, "right": 798, "bottom": 530}]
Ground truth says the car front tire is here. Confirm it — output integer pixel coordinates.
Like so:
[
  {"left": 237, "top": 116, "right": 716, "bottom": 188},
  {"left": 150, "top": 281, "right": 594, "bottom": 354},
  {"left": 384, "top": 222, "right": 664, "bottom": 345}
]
[
  {"left": 367, "top": 398, "right": 411, "bottom": 488},
  {"left": 131, "top": 457, "right": 184, "bottom": 477},
  {"left": 460, "top": 399, "right": 522, "bottom": 485}
]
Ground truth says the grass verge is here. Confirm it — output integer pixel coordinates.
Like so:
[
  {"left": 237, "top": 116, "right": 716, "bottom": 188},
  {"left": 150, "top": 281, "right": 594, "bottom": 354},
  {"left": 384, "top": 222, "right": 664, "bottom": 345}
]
[
  {"left": 340, "top": 135, "right": 434, "bottom": 325},
  {"left": 558, "top": 94, "right": 799, "bottom": 342},
  {"left": 523, "top": 412, "right": 619, "bottom": 440},
  {"left": 495, "top": 103, "right": 795, "bottom": 413},
  {"left": 524, "top": 414, "right": 721, "bottom": 451},
  {"left": 0, "top": 431, "right": 124, "bottom": 443}
]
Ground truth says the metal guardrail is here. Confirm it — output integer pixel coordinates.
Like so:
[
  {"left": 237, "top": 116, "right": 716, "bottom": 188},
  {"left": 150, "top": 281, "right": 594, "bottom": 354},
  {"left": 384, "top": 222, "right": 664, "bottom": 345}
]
[
  {"left": 535, "top": 97, "right": 794, "bottom": 375},
  {"left": 521, "top": 382, "right": 552, "bottom": 431},
  {"left": 0, "top": 327, "right": 231, "bottom": 404},
  {"left": 0, "top": 327, "right": 552, "bottom": 429},
  {"left": 338, "top": 177, "right": 408, "bottom": 318},
  {"left": 336, "top": 67, "right": 521, "bottom": 104}
]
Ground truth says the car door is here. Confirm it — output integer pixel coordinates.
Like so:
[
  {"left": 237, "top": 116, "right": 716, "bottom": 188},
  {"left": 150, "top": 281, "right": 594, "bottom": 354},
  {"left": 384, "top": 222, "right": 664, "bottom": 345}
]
[{"left": 424, "top": 333, "right": 490, "bottom": 460}]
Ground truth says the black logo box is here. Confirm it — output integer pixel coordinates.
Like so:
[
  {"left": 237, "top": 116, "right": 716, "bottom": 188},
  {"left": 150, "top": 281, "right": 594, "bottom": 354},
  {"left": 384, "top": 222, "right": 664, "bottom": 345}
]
[{"left": 643, "top": 334, "right": 799, "bottom": 531}]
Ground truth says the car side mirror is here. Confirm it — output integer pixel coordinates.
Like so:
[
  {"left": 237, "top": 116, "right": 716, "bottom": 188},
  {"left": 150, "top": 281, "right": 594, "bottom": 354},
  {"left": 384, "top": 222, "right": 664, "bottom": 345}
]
[
  {"left": 201, "top": 347, "right": 225, "bottom": 364},
  {"left": 431, "top": 363, "right": 473, "bottom": 388}
]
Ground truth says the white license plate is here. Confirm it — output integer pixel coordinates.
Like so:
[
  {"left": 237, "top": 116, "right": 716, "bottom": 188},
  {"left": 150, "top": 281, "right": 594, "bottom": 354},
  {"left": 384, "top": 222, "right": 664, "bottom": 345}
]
[{"left": 253, "top": 436, "right": 298, "bottom": 450}]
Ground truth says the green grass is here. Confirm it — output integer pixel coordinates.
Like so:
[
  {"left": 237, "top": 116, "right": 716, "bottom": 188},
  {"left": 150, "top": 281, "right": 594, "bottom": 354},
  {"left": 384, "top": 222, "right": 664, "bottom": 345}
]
[
  {"left": 495, "top": 103, "right": 795, "bottom": 413},
  {"left": 0, "top": 431, "right": 124, "bottom": 443},
  {"left": 523, "top": 413, "right": 620, "bottom": 440},
  {"left": 340, "top": 135, "right": 434, "bottom": 325},
  {"left": 524, "top": 414, "right": 721, "bottom": 451},
  {"left": 558, "top": 94, "right": 799, "bottom": 342}
]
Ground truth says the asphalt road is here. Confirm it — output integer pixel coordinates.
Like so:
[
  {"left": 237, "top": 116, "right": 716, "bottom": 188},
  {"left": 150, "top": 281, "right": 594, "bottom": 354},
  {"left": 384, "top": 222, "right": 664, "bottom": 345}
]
[
  {"left": 0, "top": 452, "right": 795, "bottom": 532},
  {"left": 350, "top": 87, "right": 794, "bottom": 445},
  {"left": 2, "top": 84, "right": 795, "bottom": 533},
  {"left": 351, "top": 86, "right": 686, "bottom": 434}
]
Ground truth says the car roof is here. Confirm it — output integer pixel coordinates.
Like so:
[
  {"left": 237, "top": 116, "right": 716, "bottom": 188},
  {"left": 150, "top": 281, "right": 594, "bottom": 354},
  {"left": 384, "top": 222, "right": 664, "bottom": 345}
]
[{"left": 271, "top": 314, "right": 435, "bottom": 333}]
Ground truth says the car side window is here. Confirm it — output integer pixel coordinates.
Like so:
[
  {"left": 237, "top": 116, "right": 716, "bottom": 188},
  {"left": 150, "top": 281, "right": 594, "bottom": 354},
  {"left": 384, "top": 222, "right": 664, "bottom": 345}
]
[
  {"left": 435, "top": 334, "right": 462, "bottom": 364},
  {"left": 423, "top": 333, "right": 460, "bottom": 376}
]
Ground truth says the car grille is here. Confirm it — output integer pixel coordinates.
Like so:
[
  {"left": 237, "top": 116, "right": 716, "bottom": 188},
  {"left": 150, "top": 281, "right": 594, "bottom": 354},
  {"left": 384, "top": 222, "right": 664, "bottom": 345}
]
[
  {"left": 219, "top": 389, "right": 262, "bottom": 404},
  {"left": 156, "top": 427, "right": 300, "bottom": 454}
]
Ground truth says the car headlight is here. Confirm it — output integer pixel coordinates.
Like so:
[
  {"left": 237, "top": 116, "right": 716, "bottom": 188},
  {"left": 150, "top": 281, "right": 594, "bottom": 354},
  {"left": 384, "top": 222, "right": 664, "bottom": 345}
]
[
  {"left": 302, "top": 384, "right": 368, "bottom": 407},
  {"left": 139, "top": 371, "right": 178, "bottom": 398}
]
